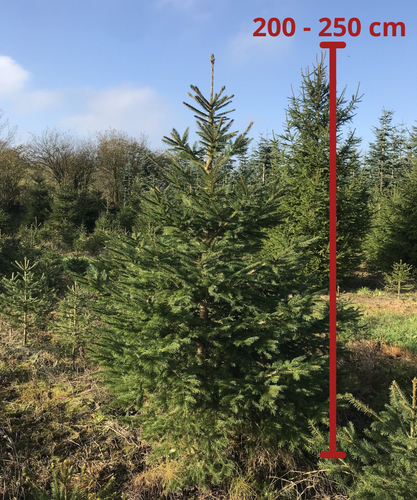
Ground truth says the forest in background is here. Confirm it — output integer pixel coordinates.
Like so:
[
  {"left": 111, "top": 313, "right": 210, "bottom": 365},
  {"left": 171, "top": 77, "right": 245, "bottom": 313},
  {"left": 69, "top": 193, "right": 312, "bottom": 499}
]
[{"left": 1, "top": 55, "right": 417, "bottom": 499}]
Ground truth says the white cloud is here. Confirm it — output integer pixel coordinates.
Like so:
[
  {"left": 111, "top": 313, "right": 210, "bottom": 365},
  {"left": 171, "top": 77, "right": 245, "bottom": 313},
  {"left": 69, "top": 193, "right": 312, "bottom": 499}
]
[
  {"left": 14, "top": 89, "right": 63, "bottom": 113},
  {"left": 0, "top": 55, "right": 172, "bottom": 147},
  {"left": 61, "top": 86, "right": 171, "bottom": 143},
  {"left": 228, "top": 25, "right": 293, "bottom": 66},
  {"left": 0, "top": 56, "right": 31, "bottom": 94}
]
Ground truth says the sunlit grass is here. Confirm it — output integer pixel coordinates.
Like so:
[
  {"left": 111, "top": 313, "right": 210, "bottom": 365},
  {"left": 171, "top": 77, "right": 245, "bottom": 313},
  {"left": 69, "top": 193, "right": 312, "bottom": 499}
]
[{"left": 347, "top": 291, "right": 417, "bottom": 354}]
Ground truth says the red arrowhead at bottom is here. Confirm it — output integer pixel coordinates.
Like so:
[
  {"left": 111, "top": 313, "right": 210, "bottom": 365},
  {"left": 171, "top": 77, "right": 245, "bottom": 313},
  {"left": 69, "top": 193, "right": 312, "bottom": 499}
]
[{"left": 320, "top": 451, "right": 346, "bottom": 459}]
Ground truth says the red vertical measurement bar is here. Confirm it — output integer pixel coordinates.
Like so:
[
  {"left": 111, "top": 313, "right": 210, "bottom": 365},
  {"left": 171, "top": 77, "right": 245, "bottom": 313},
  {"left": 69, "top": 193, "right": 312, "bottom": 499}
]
[{"left": 319, "top": 41, "right": 346, "bottom": 460}]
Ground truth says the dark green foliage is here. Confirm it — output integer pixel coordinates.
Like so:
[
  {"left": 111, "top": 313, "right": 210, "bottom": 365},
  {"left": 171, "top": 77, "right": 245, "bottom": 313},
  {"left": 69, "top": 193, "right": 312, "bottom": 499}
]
[
  {"left": 115, "top": 204, "right": 136, "bottom": 232},
  {"left": 363, "top": 112, "right": 415, "bottom": 273},
  {"left": 408, "top": 124, "right": 417, "bottom": 161},
  {"left": 364, "top": 165, "right": 417, "bottom": 271},
  {"left": 85, "top": 55, "right": 332, "bottom": 489},
  {"left": 244, "top": 134, "right": 281, "bottom": 186},
  {"left": 0, "top": 234, "right": 30, "bottom": 279},
  {"left": 45, "top": 184, "right": 82, "bottom": 246},
  {"left": 45, "top": 184, "right": 104, "bottom": 247},
  {"left": 274, "top": 57, "right": 369, "bottom": 283},
  {"left": 77, "top": 190, "right": 104, "bottom": 232},
  {"left": 62, "top": 255, "right": 91, "bottom": 276},
  {"left": 36, "top": 248, "right": 66, "bottom": 296},
  {"left": 0, "top": 208, "right": 9, "bottom": 233},
  {"left": 312, "top": 379, "right": 417, "bottom": 499},
  {"left": 23, "top": 175, "right": 52, "bottom": 226},
  {"left": 364, "top": 110, "right": 412, "bottom": 194}
]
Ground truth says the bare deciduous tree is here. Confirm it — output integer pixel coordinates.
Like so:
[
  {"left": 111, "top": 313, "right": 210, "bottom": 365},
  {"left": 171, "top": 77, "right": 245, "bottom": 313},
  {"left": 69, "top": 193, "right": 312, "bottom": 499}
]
[
  {"left": 0, "top": 147, "right": 27, "bottom": 211},
  {"left": 26, "top": 129, "right": 97, "bottom": 191},
  {"left": 95, "top": 129, "right": 150, "bottom": 208},
  {"left": 0, "top": 109, "right": 17, "bottom": 153}
]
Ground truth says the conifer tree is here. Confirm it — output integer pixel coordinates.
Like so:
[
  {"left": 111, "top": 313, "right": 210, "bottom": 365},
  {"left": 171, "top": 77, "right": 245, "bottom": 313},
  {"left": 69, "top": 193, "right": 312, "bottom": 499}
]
[
  {"left": 86, "top": 55, "right": 332, "bottom": 489},
  {"left": 364, "top": 110, "right": 412, "bottom": 194},
  {"left": 364, "top": 164, "right": 417, "bottom": 271},
  {"left": 52, "top": 281, "right": 93, "bottom": 364},
  {"left": 0, "top": 257, "right": 52, "bottom": 344},
  {"left": 408, "top": 124, "right": 417, "bottom": 162},
  {"left": 0, "top": 207, "right": 9, "bottom": 233},
  {"left": 247, "top": 135, "right": 275, "bottom": 185},
  {"left": 275, "top": 56, "right": 369, "bottom": 282},
  {"left": 312, "top": 379, "right": 417, "bottom": 499},
  {"left": 363, "top": 113, "right": 414, "bottom": 272},
  {"left": 24, "top": 175, "right": 52, "bottom": 226},
  {"left": 383, "top": 260, "right": 414, "bottom": 298}
]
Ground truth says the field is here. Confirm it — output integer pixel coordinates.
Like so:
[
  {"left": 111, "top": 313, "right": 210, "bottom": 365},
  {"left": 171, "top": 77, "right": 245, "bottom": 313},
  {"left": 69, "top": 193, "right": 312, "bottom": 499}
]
[{"left": 1, "top": 287, "right": 416, "bottom": 499}]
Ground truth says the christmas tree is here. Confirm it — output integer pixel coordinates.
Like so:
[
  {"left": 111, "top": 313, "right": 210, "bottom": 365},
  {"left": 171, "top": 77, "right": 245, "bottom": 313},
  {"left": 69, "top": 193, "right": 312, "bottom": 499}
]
[
  {"left": 275, "top": 55, "right": 369, "bottom": 282},
  {"left": 86, "top": 55, "right": 332, "bottom": 489}
]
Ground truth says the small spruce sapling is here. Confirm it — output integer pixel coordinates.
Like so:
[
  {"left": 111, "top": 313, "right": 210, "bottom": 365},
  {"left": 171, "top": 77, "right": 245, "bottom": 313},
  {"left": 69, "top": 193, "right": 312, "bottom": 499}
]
[
  {"left": 383, "top": 259, "right": 414, "bottom": 299},
  {"left": 0, "top": 257, "right": 52, "bottom": 344},
  {"left": 52, "top": 281, "right": 93, "bottom": 366}
]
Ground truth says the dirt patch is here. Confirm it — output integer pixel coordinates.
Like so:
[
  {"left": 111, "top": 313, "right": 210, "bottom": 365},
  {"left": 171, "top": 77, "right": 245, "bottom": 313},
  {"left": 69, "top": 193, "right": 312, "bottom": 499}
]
[
  {"left": 340, "top": 339, "right": 417, "bottom": 414},
  {"left": 347, "top": 339, "right": 417, "bottom": 362}
]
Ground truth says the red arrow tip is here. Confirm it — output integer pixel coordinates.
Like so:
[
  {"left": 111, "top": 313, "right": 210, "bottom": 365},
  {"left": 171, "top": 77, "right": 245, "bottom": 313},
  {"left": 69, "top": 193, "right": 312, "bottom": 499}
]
[{"left": 320, "top": 451, "right": 347, "bottom": 459}]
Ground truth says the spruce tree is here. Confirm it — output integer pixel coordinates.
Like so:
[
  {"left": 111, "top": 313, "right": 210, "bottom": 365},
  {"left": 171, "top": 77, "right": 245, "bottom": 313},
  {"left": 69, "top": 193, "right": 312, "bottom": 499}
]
[
  {"left": 52, "top": 281, "right": 93, "bottom": 365},
  {"left": 86, "top": 55, "right": 332, "bottom": 489},
  {"left": 275, "top": 56, "right": 369, "bottom": 283},
  {"left": 383, "top": 260, "right": 414, "bottom": 299},
  {"left": 364, "top": 164, "right": 417, "bottom": 271},
  {"left": 364, "top": 110, "right": 412, "bottom": 194},
  {"left": 312, "top": 379, "right": 417, "bottom": 500},
  {"left": 247, "top": 134, "right": 275, "bottom": 185},
  {"left": 0, "top": 257, "right": 52, "bottom": 344},
  {"left": 408, "top": 124, "right": 417, "bottom": 162},
  {"left": 24, "top": 175, "right": 52, "bottom": 226}
]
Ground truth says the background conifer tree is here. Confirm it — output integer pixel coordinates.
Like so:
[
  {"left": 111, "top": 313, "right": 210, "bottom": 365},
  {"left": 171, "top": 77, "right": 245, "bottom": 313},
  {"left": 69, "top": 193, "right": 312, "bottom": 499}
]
[
  {"left": 274, "top": 56, "right": 369, "bottom": 283},
  {"left": 52, "top": 281, "right": 93, "bottom": 365},
  {"left": 364, "top": 165, "right": 417, "bottom": 271},
  {"left": 86, "top": 55, "right": 332, "bottom": 489},
  {"left": 23, "top": 175, "right": 52, "bottom": 226},
  {"left": 0, "top": 257, "right": 52, "bottom": 344},
  {"left": 364, "top": 110, "right": 412, "bottom": 195},
  {"left": 383, "top": 260, "right": 414, "bottom": 298}
]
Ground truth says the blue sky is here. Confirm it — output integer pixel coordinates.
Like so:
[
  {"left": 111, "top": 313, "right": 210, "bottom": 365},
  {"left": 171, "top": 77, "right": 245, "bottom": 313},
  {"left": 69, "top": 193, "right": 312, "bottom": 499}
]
[{"left": 0, "top": 0, "right": 415, "bottom": 154}]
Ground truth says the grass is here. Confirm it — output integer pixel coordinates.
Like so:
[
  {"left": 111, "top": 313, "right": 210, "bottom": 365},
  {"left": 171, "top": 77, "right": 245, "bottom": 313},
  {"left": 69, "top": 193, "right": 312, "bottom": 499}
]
[
  {"left": 1, "top": 288, "right": 417, "bottom": 499},
  {"left": 337, "top": 289, "right": 417, "bottom": 414},
  {"left": 345, "top": 289, "right": 417, "bottom": 354},
  {"left": 0, "top": 329, "right": 147, "bottom": 499}
]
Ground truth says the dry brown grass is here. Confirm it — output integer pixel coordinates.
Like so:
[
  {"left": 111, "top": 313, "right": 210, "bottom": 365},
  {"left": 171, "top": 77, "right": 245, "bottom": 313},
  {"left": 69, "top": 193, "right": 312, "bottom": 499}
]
[
  {"left": 343, "top": 292, "right": 417, "bottom": 316},
  {"left": 0, "top": 326, "right": 149, "bottom": 499},
  {"left": 4, "top": 288, "right": 414, "bottom": 499}
]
